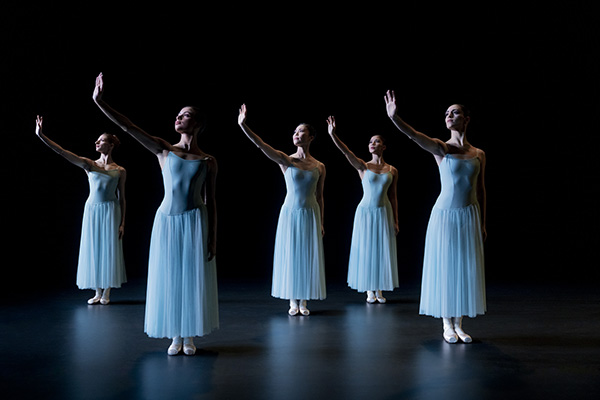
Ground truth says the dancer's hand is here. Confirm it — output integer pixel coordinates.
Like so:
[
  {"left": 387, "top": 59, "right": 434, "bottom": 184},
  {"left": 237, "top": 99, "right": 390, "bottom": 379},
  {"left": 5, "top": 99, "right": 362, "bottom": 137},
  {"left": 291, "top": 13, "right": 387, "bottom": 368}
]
[
  {"left": 384, "top": 90, "right": 397, "bottom": 119},
  {"left": 326, "top": 116, "right": 336, "bottom": 135},
  {"left": 238, "top": 104, "right": 247, "bottom": 125},
  {"left": 93, "top": 73, "right": 104, "bottom": 102},
  {"left": 35, "top": 115, "right": 43, "bottom": 136}
]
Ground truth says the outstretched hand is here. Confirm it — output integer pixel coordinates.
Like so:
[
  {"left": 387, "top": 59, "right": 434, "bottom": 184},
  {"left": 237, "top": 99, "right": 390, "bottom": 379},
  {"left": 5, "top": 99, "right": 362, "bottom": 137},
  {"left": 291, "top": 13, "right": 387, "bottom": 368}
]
[
  {"left": 326, "top": 116, "right": 336, "bottom": 135},
  {"left": 238, "top": 104, "right": 247, "bottom": 125},
  {"left": 35, "top": 115, "right": 43, "bottom": 136},
  {"left": 384, "top": 90, "right": 397, "bottom": 119},
  {"left": 93, "top": 73, "right": 104, "bottom": 102}
]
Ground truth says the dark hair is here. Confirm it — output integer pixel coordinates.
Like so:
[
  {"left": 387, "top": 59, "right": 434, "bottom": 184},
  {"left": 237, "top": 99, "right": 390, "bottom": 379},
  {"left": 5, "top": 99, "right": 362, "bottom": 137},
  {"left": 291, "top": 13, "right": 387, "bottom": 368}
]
[
  {"left": 103, "top": 133, "right": 121, "bottom": 150},
  {"left": 299, "top": 123, "right": 317, "bottom": 139},
  {"left": 187, "top": 106, "right": 207, "bottom": 134},
  {"left": 454, "top": 104, "right": 471, "bottom": 118},
  {"left": 371, "top": 134, "right": 387, "bottom": 145}
]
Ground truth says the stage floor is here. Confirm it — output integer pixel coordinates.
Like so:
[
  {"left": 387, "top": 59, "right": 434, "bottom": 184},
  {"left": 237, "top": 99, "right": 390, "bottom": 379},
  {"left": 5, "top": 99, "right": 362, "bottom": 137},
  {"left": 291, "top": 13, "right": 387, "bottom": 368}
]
[{"left": 1, "top": 279, "right": 599, "bottom": 400}]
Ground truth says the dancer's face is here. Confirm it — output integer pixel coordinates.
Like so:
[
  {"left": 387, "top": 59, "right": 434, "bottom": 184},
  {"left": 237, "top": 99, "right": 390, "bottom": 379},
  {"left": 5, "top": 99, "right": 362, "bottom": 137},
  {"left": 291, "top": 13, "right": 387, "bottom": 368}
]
[
  {"left": 95, "top": 134, "right": 114, "bottom": 154},
  {"left": 175, "top": 107, "right": 198, "bottom": 134},
  {"left": 445, "top": 105, "right": 469, "bottom": 131},
  {"left": 293, "top": 125, "right": 313, "bottom": 146},
  {"left": 369, "top": 135, "right": 386, "bottom": 154}
]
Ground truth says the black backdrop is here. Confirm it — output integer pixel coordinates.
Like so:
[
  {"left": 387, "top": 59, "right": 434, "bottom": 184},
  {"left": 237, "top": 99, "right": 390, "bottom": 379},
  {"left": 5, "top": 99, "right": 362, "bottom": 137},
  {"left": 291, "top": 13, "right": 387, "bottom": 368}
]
[{"left": 3, "top": 3, "right": 598, "bottom": 296}]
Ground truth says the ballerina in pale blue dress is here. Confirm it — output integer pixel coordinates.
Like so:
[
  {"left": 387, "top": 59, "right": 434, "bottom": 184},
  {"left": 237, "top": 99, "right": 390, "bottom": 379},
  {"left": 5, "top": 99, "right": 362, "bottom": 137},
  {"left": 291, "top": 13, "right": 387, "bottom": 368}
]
[
  {"left": 35, "top": 116, "right": 127, "bottom": 305},
  {"left": 238, "top": 104, "right": 326, "bottom": 316},
  {"left": 385, "top": 91, "right": 487, "bottom": 343},
  {"left": 94, "top": 73, "right": 218, "bottom": 356},
  {"left": 326, "top": 116, "right": 399, "bottom": 303}
]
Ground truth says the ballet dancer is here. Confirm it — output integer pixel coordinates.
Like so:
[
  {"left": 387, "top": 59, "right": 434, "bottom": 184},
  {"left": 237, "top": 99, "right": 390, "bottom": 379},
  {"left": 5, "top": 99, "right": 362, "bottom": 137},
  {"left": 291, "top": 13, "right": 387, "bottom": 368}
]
[
  {"left": 384, "top": 90, "right": 486, "bottom": 343},
  {"left": 326, "top": 116, "right": 399, "bottom": 303},
  {"left": 93, "top": 73, "right": 218, "bottom": 355},
  {"left": 35, "top": 116, "right": 127, "bottom": 305},
  {"left": 238, "top": 104, "right": 326, "bottom": 316}
]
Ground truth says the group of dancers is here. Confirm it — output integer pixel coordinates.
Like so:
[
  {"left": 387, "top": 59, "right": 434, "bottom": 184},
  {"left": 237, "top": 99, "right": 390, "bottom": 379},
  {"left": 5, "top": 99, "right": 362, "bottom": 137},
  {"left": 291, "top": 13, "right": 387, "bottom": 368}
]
[{"left": 35, "top": 73, "right": 486, "bottom": 355}]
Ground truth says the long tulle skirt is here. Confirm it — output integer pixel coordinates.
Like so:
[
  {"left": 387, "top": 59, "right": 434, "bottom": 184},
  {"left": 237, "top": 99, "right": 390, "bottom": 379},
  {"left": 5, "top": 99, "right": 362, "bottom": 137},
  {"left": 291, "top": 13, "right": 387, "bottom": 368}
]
[
  {"left": 347, "top": 204, "right": 399, "bottom": 292},
  {"left": 419, "top": 203, "right": 486, "bottom": 318},
  {"left": 76, "top": 200, "right": 126, "bottom": 289},
  {"left": 271, "top": 205, "right": 326, "bottom": 300},
  {"left": 144, "top": 207, "right": 219, "bottom": 338}
]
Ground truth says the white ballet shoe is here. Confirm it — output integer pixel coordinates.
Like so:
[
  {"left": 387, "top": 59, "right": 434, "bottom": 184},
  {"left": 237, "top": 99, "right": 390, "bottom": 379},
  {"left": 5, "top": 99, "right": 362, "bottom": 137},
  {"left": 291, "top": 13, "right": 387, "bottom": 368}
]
[
  {"left": 443, "top": 318, "right": 458, "bottom": 344},
  {"left": 453, "top": 317, "right": 473, "bottom": 343},
  {"left": 288, "top": 300, "right": 299, "bottom": 316},
  {"left": 299, "top": 300, "right": 310, "bottom": 316},
  {"left": 183, "top": 337, "right": 196, "bottom": 356},
  {"left": 100, "top": 288, "right": 111, "bottom": 305},
  {"left": 366, "top": 291, "right": 376, "bottom": 303},
  {"left": 375, "top": 291, "right": 387, "bottom": 304},
  {"left": 88, "top": 289, "right": 102, "bottom": 305},
  {"left": 168, "top": 337, "right": 183, "bottom": 356}
]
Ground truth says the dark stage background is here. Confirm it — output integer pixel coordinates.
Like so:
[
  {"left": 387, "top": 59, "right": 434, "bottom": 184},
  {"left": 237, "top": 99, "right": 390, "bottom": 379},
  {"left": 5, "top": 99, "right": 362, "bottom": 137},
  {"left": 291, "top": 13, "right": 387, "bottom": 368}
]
[{"left": 3, "top": 3, "right": 598, "bottom": 296}]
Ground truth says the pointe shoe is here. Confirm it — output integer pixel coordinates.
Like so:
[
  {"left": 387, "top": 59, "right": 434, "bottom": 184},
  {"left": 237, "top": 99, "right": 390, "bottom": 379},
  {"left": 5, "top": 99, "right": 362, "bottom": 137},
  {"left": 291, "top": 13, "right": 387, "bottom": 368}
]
[
  {"left": 375, "top": 291, "right": 387, "bottom": 304},
  {"left": 453, "top": 317, "right": 473, "bottom": 343},
  {"left": 366, "top": 291, "right": 376, "bottom": 304},
  {"left": 87, "top": 296, "right": 101, "bottom": 305},
  {"left": 100, "top": 288, "right": 111, "bottom": 304},
  {"left": 299, "top": 300, "right": 310, "bottom": 316},
  {"left": 288, "top": 300, "right": 299, "bottom": 316},
  {"left": 443, "top": 318, "right": 458, "bottom": 344},
  {"left": 168, "top": 337, "right": 183, "bottom": 356},
  {"left": 443, "top": 327, "right": 458, "bottom": 343},
  {"left": 183, "top": 338, "right": 196, "bottom": 356}
]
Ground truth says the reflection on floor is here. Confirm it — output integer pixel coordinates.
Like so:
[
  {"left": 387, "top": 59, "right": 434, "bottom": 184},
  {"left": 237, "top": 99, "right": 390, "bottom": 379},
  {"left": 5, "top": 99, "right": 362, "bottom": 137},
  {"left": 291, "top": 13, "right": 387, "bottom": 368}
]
[{"left": 1, "top": 280, "right": 599, "bottom": 399}]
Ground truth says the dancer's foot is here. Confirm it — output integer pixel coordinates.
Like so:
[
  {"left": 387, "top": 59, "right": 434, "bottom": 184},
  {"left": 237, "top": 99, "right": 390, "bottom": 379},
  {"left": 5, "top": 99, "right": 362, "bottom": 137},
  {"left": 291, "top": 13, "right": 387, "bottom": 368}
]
[
  {"left": 366, "top": 291, "right": 376, "bottom": 304},
  {"left": 299, "top": 300, "right": 310, "bottom": 316},
  {"left": 288, "top": 300, "right": 299, "bottom": 316},
  {"left": 443, "top": 318, "right": 458, "bottom": 344},
  {"left": 375, "top": 290, "right": 387, "bottom": 304},
  {"left": 168, "top": 336, "right": 182, "bottom": 356},
  {"left": 87, "top": 289, "right": 102, "bottom": 305},
  {"left": 100, "top": 288, "right": 111, "bottom": 305},
  {"left": 453, "top": 317, "right": 472, "bottom": 343},
  {"left": 183, "top": 337, "right": 196, "bottom": 356}
]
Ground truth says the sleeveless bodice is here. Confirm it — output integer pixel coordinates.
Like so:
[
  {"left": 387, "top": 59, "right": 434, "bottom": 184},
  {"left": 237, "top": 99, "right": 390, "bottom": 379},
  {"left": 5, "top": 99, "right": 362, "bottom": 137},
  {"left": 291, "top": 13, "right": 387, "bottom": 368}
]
[
  {"left": 159, "top": 152, "right": 207, "bottom": 215},
  {"left": 435, "top": 154, "right": 480, "bottom": 209},
  {"left": 282, "top": 165, "right": 320, "bottom": 209},
  {"left": 87, "top": 170, "right": 120, "bottom": 204},
  {"left": 358, "top": 169, "right": 392, "bottom": 208}
]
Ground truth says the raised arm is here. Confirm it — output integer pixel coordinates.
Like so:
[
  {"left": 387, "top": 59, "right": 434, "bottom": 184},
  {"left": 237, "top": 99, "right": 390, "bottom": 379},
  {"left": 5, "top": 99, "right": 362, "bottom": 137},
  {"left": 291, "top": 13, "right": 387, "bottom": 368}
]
[
  {"left": 384, "top": 90, "right": 448, "bottom": 157},
  {"left": 93, "top": 73, "right": 170, "bottom": 155},
  {"left": 35, "top": 115, "right": 93, "bottom": 171},
  {"left": 326, "top": 116, "right": 367, "bottom": 172},
  {"left": 237, "top": 104, "right": 291, "bottom": 167}
]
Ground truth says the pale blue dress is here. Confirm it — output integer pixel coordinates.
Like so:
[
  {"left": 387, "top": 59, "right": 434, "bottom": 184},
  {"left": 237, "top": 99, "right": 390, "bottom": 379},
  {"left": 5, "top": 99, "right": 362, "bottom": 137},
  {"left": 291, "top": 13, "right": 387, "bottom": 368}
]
[
  {"left": 271, "top": 164, "right": 326, "bottom": 300},
  {"left": 347, "top": 169, "right": 399, "bottom": 292},
  {"left": 419, "top": 154, "right": 486, "bottom": 318},
  {"left": 76, "top": 169, "right": 127, "bottom": 289},
  {"left": 144, "top": 152, "right": 219, "bottom": 339}
]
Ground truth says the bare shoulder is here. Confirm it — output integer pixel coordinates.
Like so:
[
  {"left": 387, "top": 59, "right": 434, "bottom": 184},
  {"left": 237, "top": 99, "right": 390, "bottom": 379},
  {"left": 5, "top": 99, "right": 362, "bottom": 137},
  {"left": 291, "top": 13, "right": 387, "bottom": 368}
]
[
  {"left": 475, "top": 147, "right": 486, "bottom": 161},
  {"left": 318, "top": 160, "right": 326, "bottom": 174},
  {"left": 204, "top": 153, "right": 218, "bottom": 171}
]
